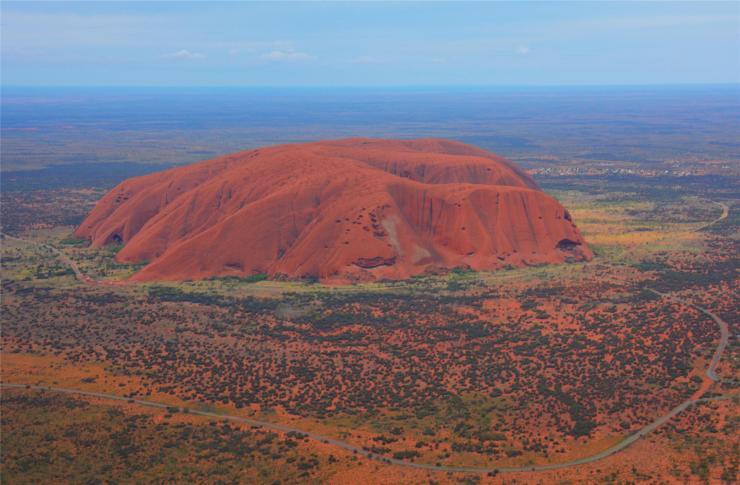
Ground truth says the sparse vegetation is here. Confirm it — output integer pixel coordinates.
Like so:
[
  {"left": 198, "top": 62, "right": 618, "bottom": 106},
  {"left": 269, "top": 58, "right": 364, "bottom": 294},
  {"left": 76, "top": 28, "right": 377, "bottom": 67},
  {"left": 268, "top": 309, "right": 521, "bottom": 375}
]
[{"left": 2, "top": 170, "right": 737, "bottom": 483}]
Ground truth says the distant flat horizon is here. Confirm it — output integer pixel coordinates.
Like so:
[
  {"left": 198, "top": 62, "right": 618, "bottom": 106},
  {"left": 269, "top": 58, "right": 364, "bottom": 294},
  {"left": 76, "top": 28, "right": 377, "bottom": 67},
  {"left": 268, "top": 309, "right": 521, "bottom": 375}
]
[
  {"left": 2, "top": 2, "right": 738, "bottom": 86},
  {"left": 2, "top": 85, "right": 737, "bottom": 172},
  {"left": 3, "top": 83, "right": 740, "bottom": 89}
]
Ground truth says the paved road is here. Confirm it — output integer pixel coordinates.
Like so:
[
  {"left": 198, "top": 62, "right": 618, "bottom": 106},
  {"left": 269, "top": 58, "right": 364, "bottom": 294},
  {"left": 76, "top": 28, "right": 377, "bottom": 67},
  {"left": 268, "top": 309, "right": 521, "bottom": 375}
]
[
  {"left": 2, "top": 290, "right": 733, "bottom": 475},
  {"left": 648, "top": 289, "right": 730, "bottom": 383},
  {"left": 1, "top": 201, "right": 735, "bottom": 474},
  {"left": 1, "top": 382, "right": 735, "bottom": 474}
]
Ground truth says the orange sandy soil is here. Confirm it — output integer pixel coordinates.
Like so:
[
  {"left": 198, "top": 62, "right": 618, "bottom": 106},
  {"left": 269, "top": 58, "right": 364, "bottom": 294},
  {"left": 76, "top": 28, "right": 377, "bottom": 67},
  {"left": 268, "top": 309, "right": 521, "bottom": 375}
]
[
  {"left": 1, "top": 353, "right": 197, "bottom": 415},
  {"left": 1, "top": 262, "right": 718, "bottom": 468},
  {"left": 4, "top": 350, "right": 732, "bottom": 485},
  {"left": 3, "top": 192, "right": 736, "bottom": 483},
  {"left": 3, "top": 383, "right": 735, "bottom": 484}
]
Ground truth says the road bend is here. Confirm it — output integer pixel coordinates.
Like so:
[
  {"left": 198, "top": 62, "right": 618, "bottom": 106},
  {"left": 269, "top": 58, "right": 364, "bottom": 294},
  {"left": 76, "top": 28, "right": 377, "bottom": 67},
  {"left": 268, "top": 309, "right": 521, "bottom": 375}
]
[{"left": 1, "top": 202, "right": 735, "bottom": 474}]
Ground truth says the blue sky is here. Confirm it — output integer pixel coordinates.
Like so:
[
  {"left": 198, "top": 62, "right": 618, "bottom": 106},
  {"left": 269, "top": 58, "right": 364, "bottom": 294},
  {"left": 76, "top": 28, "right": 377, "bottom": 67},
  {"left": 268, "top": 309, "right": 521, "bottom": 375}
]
[{"left": 2, "top": 1, "right": 738, "bottom": 86}]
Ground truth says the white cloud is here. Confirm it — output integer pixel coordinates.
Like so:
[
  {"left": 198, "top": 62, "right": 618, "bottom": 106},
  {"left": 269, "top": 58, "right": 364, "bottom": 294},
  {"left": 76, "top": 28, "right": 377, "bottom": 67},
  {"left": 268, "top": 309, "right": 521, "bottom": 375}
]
[
  {"left": 516, "top": 45, "right": 530, "bottom": 55},
  {"left": 163, "top": 49, "right": 205, "bottom": 60},
  {"left": 261, "top": 49, "right": 314, "bottom": 62},
  {"left": 221, "top": 40, "right": 293, "bottom": 56}
]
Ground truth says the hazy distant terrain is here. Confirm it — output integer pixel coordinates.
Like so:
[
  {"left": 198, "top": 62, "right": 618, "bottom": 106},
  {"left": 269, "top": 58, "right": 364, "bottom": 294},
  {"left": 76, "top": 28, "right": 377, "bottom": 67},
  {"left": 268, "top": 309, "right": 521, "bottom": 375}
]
[
  {"left": 2, "top": 0, "right": 739, "bottom": 481},
  {"left": 2, "top": 85, "right": 738, "bottom": 172},
  {"left": 1, "top": 85, "right": 738, "bottom": 484}
]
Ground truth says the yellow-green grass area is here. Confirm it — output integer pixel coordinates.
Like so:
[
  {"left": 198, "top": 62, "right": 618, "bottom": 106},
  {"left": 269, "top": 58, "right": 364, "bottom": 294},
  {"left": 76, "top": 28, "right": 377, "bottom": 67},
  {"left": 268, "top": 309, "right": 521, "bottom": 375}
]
[
  {"left": 1, "top": 235, "right": 79, "bottom": 290},
  {"left": 135, "top": 263, "right": 605, "bottom": 302},
  {"left": 3, "top": 190, "right": 722, "bottom": 297},
  {"left": 549, "top": 191, "right": 717, "bottom": 264},
  {"left": 0, "top": 226, "right": 138, "bottom": 283},
  {"left": 65, "top": 244, "right": 145, "bottom": 281},
  {"left": 0, "top": 229, "right": 629, "bottom": 300},
  {"left": 51, "top": 228, "right": 146, "bottom": 282},
  {"left": 0, "top": 231, "right": 475, "bottom": 300}
]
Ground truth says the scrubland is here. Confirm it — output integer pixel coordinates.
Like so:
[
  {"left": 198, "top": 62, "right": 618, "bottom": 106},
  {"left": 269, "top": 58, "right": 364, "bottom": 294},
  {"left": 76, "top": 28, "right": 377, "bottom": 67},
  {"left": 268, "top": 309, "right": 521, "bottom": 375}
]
[{"left": 1, "top": 173, "right": 737, "bottom": 483}]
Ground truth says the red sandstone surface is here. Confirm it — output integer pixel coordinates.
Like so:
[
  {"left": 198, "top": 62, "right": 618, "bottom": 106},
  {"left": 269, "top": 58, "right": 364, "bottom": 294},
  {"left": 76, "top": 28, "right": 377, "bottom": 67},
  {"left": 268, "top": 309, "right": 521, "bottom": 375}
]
[{"left": 75, "top": 138, "right": 592, "bottom": 282}]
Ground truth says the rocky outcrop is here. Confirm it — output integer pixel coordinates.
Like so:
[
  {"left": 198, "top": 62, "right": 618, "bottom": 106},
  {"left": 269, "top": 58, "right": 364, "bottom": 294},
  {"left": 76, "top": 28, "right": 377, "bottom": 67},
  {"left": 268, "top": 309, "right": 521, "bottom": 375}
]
[{"left": 75, "top": 138, "right": 592, "bottom": 283}]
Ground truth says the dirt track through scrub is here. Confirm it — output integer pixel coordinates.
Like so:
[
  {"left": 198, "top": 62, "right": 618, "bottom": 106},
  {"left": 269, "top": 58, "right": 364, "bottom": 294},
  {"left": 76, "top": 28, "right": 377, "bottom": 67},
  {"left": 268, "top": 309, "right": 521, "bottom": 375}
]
[{"left": 1, "top": 202, "right": 734, "bottom": 474}]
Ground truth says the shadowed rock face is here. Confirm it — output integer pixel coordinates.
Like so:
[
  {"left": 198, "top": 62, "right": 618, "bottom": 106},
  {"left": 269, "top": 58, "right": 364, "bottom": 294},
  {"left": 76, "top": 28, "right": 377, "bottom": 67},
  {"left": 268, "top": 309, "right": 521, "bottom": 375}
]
[{"left": 75, "top": 138, "right": 592, "bottom": 283}]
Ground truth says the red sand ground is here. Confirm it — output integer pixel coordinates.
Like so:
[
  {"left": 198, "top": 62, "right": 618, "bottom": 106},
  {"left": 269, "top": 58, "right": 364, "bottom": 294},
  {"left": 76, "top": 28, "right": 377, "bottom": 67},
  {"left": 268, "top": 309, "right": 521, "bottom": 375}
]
[{"left": 76, "top": 138, "right": 591, "bottom": 282}]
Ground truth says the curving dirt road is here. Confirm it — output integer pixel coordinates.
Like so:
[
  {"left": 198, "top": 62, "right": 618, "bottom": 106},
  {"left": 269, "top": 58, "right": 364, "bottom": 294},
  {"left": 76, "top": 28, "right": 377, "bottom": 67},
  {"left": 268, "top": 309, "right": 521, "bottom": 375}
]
[
  {"left": 0, "top": 289, "right": 733, "bottom": 474},
  {"left": 693, "top": 201, "right": 729, "bottom": 233},
  {"left": 0, "top": 201, "right": 734, "bottom": 474},
  {"left": 647, "top": 289, "right": 730, "bottom": 384},
  {"left": 1, "top": 382, "right": 735, "bottom": 474}
]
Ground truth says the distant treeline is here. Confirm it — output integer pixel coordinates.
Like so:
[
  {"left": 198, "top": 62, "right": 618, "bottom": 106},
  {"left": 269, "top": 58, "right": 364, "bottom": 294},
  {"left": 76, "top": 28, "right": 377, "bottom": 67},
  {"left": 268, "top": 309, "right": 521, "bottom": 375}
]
[
  {"left": 537, "top": 174, "right": 738, "bottom": 199},
  {"left": 1, "top": 162, "right": 174, "bottom": 192}
]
